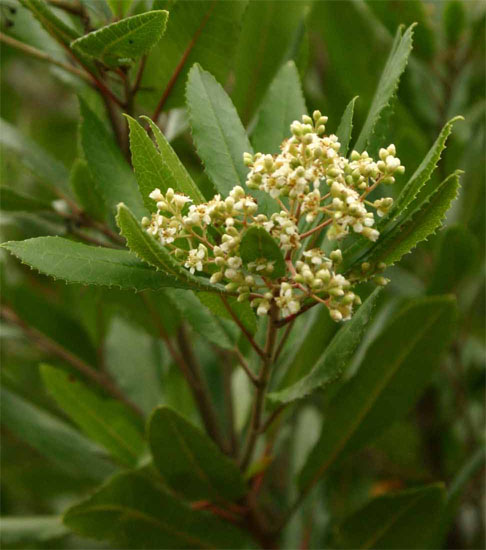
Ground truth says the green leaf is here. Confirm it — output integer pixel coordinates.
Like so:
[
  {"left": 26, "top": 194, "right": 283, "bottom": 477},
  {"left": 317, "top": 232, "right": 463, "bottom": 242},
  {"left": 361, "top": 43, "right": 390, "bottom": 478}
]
[
  {"left": 19, "top": 0, "right": 79, "bottom": 46},
  {"left": 116, "top": 203, "right": 223, "bottom": 292},
  {"left": 70, "top": 159, "right": 106, "bottom": 222},
  {"left": 0, "top": 516, "right": 69, "bottom": 546},
  {"left": 299, "top": 296, "right": 456, "bottom": 491},
  {"left": 0, "top": 187, "right": 52, "bottom": 212},
  {"left": 40, "top": 364, "right": 145, "bottom": 468},
  {"left": 335, "top": 484, "right": 446, "bottom": 549},
  {"left": 72, "top": 11, "right": 168, "bottom": 67},
  {"left": 444, "top": 0, "right": 466, "bottom": 46},
  {"left": 0, "top": 118, "right": 70, "bottom": 194},
  {"left": 385, "top": 117, "right": 463, "bottom": 225},
  {"left": 354, "top": 24, "right": 415, "bottom": 152},
  {"left": 428, "top": 225, "right": 479, "bottom": 295},
  {"left": 186, "top": 65, "right": 251, "bottom": 196},
  {"left": 140, "top": 1, "right": 247, "bottom": 111},
  {"left": 251, "top": 60, "right": 307, "bottom": 153},
  {"left": 232, "top": 0, "right": 309, "bottom": 123},
  {"left": 197, "top": 292, "right": 257, "bottom": 335},
  {"left": 0, "top": 387, "right": 114, "bottom": 481},
  {"left": 79, "top": 98, "right": 146, "bottom": 219},
  {"left": 105, "top": 318, "right": 163, "bottom": 415},
  {"left": 126, "top": 116, "right": 204, "bottom": 212},
  {"left": 106, "top": 0, "right": 132, "bottom": 18},
  {"left": 268, "top": 288, "right": 381, "bottom": 405},
  {"left": 1, "top": 237, "right": 183, "bottom": 291},
  {"left": 64, "top": 472, "right": 250, "bottom": 549},
  {"left": 358, "top": 170, "right": 462, "bottom": 269},
  {"left": 149, "top": 406, "right": 246, "bottom": 502},
  {"left": 239, "top": 226, "right": 286, "bottom": 279},
  {"left": 335, "top": 96, "right": 358, "bottom": 157},
  {"left": 168, "top": 290, "right": 236, "bottom": 350}
]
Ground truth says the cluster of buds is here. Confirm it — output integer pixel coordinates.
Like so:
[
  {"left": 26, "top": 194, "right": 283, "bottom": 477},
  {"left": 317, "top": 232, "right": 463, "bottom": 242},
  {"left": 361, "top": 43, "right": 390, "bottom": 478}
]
[{"left": 142, "top": 113, "right": 404, "bottom": 322}]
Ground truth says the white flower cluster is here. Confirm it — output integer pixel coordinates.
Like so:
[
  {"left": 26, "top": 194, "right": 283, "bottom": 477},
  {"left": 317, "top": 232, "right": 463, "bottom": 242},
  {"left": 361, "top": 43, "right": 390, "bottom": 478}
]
[{"left": 142, "top": 112, "right": 404, "bottom": 322}]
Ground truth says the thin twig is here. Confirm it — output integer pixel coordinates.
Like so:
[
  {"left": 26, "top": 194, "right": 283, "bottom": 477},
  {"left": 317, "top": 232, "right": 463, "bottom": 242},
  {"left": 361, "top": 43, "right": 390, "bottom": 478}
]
[
  {"left": 274, "top": 301, "right": 318, "bottom": 328},
  {"left": 221, "top": 295, "right": 266, "bottom": 361},
  {"left": 151, "top": 1, "right": 216, "bottom": 122},
  {"left": 1, "top": 304, "right": 143, "bottom": 417},
  {"left": 239, "top": 305, "right": 279, "bottom": 471},
  {"left": 0, "top": 32, "right": 90, "bottom": 83},
  {"left": 273, "top": 320, "right": 294, "bottom": 362},
  {"left": 233, "top": 346, "right": 259, "bottom": 386},
  {"left": 259, "top": 404, "right": 286, "bottom": 434},
  {"left": 132, "top": 55, "right": 146, "bottom": 96}
]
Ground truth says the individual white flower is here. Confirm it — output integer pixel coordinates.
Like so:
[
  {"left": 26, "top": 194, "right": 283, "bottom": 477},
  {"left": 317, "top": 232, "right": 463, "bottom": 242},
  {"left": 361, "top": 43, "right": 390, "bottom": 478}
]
[{"left": 184, "top": 244, "right": 207, "bottom": 274}]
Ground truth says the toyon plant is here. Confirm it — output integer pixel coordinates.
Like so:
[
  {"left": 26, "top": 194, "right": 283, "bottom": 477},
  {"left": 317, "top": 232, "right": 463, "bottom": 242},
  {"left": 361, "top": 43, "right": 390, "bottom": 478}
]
[{"left": 1, "top": 2, "right": 484, "bottom": 550}]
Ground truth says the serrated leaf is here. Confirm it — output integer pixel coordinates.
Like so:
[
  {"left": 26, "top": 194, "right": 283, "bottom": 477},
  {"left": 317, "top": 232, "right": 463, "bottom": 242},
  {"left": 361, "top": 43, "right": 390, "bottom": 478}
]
[
  {"left": 1, "top": 237, "right": 182, "bottom": 292},
  {"left": 197, "top": 292, "right": 257, "bottom": 335},
  {"left": 335, "top": 484, "right": 445, "bottom": 549},
  {"left": 299, "top": 296, "right": 456, "bottom": 492},
  {"left": 149, "top": 406, "right": 246, "bottom": 502},
  {"left": 40, "top": 364, "right": 145, "bottom": 468},
  {"left": 70, "top": 159, "right": 106, "bottom": 222},
  {"left": 335, "top": 96, "right": 358, "bottom": 157},
  {"left": 116, "top": 203, "right": 223, "bottom": 292},
  {"left": 0, "top": 387, "right": 114, "bottom": 481},
  {"left": 0, "top": 187, "right": 52, "bottom": 212},
  {"left": 251, "top": 60, "right": 307, "bottom": 153},
  {"left": 140, "top": 1, "right": 246, "bottom": 111},
  {"left": 186, "top": 64, "right": 275, "bottom": 213},
  {"left": 354, "top": 24, "right": 415, "bottom": 152},
  {"left": 239, "top": 226, "right": 286, "bottom": 279},
  {"left": 72, "top": 11, "right": 168, "bottom": 67},
  {"left": 0, "top": 118, "right": 70, "bottom": 194},
  {"left": 0, "top": 516, "right": 69, "bottom": 546},
  {"left": 126, "top": 116, "right": 204, "bottom": 212},
  {"left": 358, "top": 170, "right": 461, "bottom": 269},
  {"left": 385, "top": 116, "right": 463, "bottom": 225},
  {"left": 232, "top": 0, "right": 309, "bottom": 123},
  {"left": 268, "top": 288, "right": 381, "bottom": 405},
  {"left": 79, "top": 98, "right": 146, "bottom": 219},
  {"left": 64, "top": 472, "right": 250, "bottom": 549}
]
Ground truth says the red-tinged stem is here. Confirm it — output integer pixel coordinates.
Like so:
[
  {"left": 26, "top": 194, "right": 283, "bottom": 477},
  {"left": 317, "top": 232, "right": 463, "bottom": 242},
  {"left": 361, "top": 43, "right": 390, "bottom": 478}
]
[
  {"left": 299, "top": 217, "right": 333, "bottom": 239},
  {"left": 151, "top": 1, "right": 216, "bottom": 122}
]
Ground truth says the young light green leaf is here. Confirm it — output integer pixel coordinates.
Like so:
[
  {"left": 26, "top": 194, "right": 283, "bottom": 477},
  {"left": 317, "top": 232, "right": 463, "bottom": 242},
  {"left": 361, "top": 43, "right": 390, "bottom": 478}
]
[
  {"left": 79, "top": 98, "right": 146, "bottom": 219},
  {"left": 385, "top": 116, "right": 463, "bottom": 224},
  {"left": 40, "top": 364, "right": 145, "bottom": 468},
  {"left": 232, "top": 0, "right": 309, "bottom": 123},
  {"left": 251, "top": 60, "right": 307, "bottom": 153},
  {"left": 0, "top": 516, "right": 69, "bottom": 546},
  {"left": 335, "top": 96, "right": 358, "bottom": 157},
  {"left": 72, "top": 11, "right": 168, "bottom": 66},
  {"left": 239, "top": 226, "right": 286, "bottom": 279},
  {"left": 0, "top": 187, "right": 52, "bottom": 212},
  {"left": 64, "top": 472, "right": 250, "bottom": 549},
  {"left": 360, "top": 170, "right": 462, "bottom": 269},
  {"left": 126, "top": 116, "right": 204, "bottom": 212},
  {"left": 140, "top": 1, "right": 246, "bottom": 111},
  {"left": 116, "top": 203, "right": 223, "bottom": 293},
  {"left": 1, "top": 237, "right": 182, "bottom": 292},
  {"left": 354, "top": 24, "right": 415, "bottom": 152},
  {"left": 268, "top": 288, "right": 381, "bottom": 405},
  {"left": 149, "top": 406, "right": 246, "bottom": 502},
  {"left": 0, "top": 387, "right": 114, "bottom": 480},
  {"left": 0, "top": 118, "right": 70, "bottom": 193},
  {"left": 335, "top": 484, "right": 446, "bottom": 549},
  {"left": 299, "top": 296, "right": 456, "bottom": 492},
  {"left": 142, "top": 117, "right": 206, "bottom": 203}
]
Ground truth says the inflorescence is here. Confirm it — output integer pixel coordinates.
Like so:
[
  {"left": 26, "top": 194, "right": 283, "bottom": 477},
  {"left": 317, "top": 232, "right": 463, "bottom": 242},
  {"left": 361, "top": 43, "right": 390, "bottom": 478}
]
[{"left": 142, "top": 112, "right": 404, "bottom": 322}]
